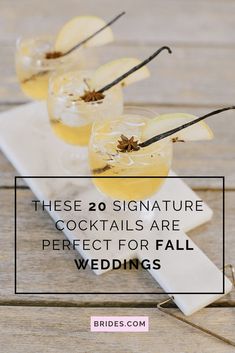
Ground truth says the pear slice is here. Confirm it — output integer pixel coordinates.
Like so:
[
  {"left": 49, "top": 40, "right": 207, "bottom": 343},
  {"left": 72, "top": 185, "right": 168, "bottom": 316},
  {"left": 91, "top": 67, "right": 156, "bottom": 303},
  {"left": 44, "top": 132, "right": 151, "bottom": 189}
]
[
  {"left": 143, "top": 113, "right": 214, "bottom": 141},
  {"left": 91, "top": 58, "right": 150, "bottom": 90},
  {"left": 54, "top": 16, "right": 114, "bottom": 52}
]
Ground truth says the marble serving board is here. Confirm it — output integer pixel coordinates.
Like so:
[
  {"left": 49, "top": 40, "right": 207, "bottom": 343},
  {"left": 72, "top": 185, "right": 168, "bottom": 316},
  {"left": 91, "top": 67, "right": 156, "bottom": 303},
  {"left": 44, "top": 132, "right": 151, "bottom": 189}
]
[{"left": 0, "top": 101, "right": 232, "bottom": 316}]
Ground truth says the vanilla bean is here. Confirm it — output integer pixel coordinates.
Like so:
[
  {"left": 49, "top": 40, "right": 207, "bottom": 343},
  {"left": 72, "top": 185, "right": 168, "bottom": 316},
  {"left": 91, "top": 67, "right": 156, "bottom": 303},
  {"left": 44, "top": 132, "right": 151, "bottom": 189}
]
[
  {"left": 47, "top": 11, "right": 125, "bottom": 59},
  {"left": 139, "top": 106, "right": 235, "bottom": 148},
  {"left": 97, "top": 46, "right": 172, "bottom": 93}
]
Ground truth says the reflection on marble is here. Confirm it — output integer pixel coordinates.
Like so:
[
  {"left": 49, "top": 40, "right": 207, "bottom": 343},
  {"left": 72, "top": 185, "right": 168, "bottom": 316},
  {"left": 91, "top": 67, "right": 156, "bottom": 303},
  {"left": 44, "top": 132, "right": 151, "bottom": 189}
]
[{"left": 0, "top": 101, "right": 232, "bottom": 315}]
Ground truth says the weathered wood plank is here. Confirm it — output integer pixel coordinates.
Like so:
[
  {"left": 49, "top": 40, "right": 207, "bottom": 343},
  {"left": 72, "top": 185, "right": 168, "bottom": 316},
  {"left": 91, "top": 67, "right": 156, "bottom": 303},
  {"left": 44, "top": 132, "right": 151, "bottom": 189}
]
[
  {"left": 1, "top": 0, "right": 235, "bottom": 46},
  {"left": 1, "top": 44, "right": 235, "bottom": 106},
  {"left": 0, "top": 306, "right": 234, "bottom": 353},
  {"left": 1, "top": 103, "right": 235, "bottom": 189},
  {"left": 0, "top": 188, "right": 234, "bottom": 305}
]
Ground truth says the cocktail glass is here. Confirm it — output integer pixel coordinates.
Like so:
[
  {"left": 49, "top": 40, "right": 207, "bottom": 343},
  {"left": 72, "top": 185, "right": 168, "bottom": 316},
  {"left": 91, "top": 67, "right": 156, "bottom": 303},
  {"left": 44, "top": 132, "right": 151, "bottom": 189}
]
[
  {"left": 15, "top": 35, "right": 85, "bottom": 100},
  {"left": 89, "top": 106, "right": 172, "bottom": 201},
  {"left": 47, "top": 70, "right": 123, "bottom": 173},
  {"left": 15, "top": 12, "right": 125, "bottom": 101}
]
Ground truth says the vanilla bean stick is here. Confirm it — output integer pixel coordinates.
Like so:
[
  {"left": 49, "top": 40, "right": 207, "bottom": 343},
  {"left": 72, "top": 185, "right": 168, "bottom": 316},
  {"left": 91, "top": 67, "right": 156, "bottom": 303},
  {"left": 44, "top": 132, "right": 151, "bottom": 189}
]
[
  {"left": 139, "top": 106, "right": 235, "bottom": 148},
  {"left": 62, "top": 11, "right": 125, "bottom": 56},
  {"left": 98, "top": 46, "right": 172, "bottom": 93}
]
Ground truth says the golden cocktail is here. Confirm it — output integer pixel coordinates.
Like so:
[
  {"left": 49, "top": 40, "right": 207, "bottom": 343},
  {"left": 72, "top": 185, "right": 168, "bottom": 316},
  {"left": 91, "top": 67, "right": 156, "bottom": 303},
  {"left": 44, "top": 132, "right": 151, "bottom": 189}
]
[
  {"left": 15, "top": 13, "right": 123, "bottom": 100},
  {"left": 48, "top": 70, "right": 123, "bottom": 146},
  {"left": 15, "top": 36, "right": 79, "bottom": 100},
  {"left": 89, "top": 108, "right": 173, "bottom": 200}
]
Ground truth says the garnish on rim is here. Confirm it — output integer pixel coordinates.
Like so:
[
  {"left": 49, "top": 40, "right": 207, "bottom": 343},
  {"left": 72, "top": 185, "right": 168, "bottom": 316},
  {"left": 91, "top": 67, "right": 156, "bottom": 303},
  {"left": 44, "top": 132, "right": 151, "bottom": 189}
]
[
  {"left": 80, "top": 46, "right": 172, "bottom": 102},
  {"left": 139, "top": 106, "right": 235, "bottom": 148},
  {"left": 117, "top": 135, "right": 140, "bottom": 152},
  {"left": 45, "top": 12, "right": 125, "bottom": 59},
  {"left": 115, "top": 106, "right": 235, "bottom": 153}
]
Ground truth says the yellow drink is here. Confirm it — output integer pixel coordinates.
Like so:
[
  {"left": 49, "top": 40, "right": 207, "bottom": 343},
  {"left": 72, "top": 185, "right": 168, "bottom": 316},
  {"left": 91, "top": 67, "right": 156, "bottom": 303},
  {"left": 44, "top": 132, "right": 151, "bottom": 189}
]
[
  {"left": 15, "top": 36, "right": 83, "bottom": 100},
  {"left": 51, "top": 120, "right": 92, "bottom": 146},
  {"left": 18, "top": 70, "right": 49, "bottom": 100},
  {"left": 89, "top": 112, "right": 172, "bottom": 200},
  {"left": 47, "top": 70, "right": 123, "bottom": 146}
]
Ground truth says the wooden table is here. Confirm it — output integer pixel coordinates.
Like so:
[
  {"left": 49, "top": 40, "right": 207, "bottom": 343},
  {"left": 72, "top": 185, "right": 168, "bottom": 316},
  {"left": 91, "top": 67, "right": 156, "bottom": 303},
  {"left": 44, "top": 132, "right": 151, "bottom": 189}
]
[{"left": 0, "top": 0, "right": 234, "bottom": 351}]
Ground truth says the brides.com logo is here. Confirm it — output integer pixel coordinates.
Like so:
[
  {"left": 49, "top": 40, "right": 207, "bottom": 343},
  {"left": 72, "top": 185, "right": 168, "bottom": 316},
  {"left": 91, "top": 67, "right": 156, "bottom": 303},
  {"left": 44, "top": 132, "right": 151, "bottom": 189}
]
[{"left": 90, "top": 316, "right": 149, "bottom": 332}]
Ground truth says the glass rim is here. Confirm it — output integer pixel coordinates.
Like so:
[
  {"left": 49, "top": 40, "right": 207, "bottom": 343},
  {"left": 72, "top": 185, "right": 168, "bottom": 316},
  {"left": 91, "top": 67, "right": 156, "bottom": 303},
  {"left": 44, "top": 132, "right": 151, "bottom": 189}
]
[
  {"left": 123, "top": 105, "right": 158, "bottom": 117},
  {"left": 16, "top": 34, "right": 55, "bottom": 47},
  {"left": 16, "top": 35, "right": 81, "bottom": 71},
  {"left": 48, "top": 70, "right": 122, "bottom": 107}
]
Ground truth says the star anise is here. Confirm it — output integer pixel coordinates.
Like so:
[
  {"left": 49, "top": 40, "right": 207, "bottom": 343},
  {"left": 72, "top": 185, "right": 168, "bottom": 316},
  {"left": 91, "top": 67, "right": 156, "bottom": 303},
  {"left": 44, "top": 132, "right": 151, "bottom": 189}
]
[
  {"left": 45, "top": 51, "right": 63, "bottom": 59},
  {"left": 80, "top": 90, "right": 105, "bottom": 102},
  {"left": 117, "top": 135, "right": 140, "bottom": 152}
]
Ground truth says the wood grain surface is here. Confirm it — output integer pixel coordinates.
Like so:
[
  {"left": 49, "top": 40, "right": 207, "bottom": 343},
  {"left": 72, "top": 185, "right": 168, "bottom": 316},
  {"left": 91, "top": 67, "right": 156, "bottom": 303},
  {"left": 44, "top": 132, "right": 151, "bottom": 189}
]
[
  {"left": 2, "top": 44, "right": 235, "bottom": 106},
  {"left": 0, "top": 307, "right": 234, "bottom": 353},
  {"left": 0, "top": 0, "right": 234, "bottom": 352}
]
